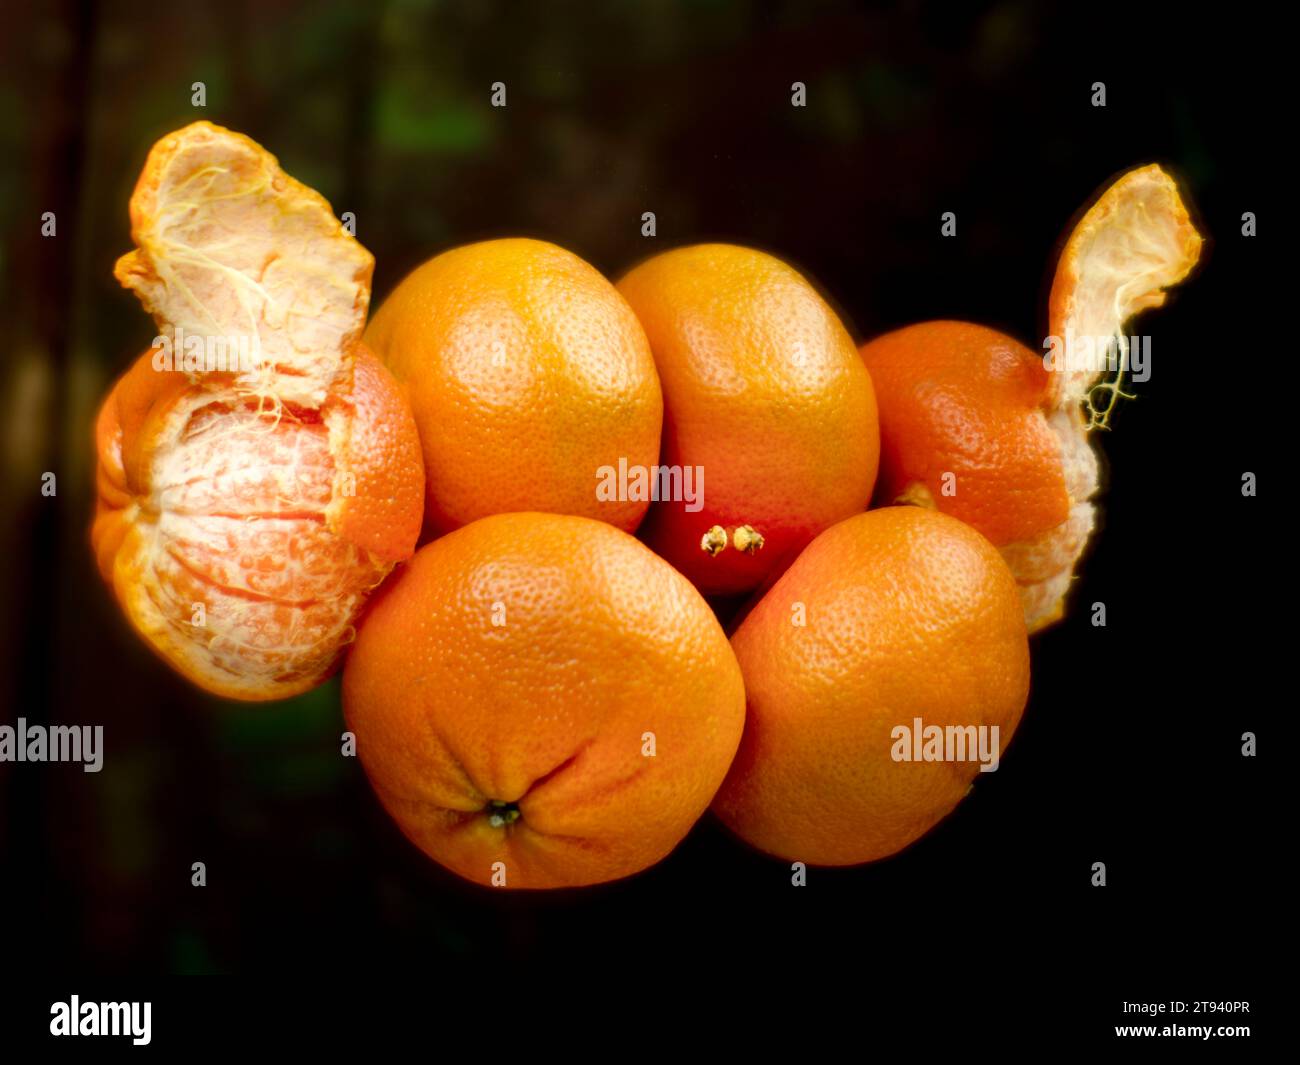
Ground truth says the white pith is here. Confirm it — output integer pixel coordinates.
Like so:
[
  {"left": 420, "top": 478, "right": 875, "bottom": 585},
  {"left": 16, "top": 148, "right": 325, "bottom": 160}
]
[
  {"left": 998, "top": 406, "right": 1099, "bottom": 632},
  {"left": 1049, "top": 166, "right": 1203, "bottom": 411},
  {"left": 115, "top": 122, "right": 372, "bottom": 409}
]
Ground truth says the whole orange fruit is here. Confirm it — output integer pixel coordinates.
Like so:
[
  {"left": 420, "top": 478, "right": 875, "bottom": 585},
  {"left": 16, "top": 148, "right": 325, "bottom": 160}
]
[
  {"left": 616, "top": 244, "right": 879, "bottom": 597},
  {"left": 343, "top": 512, "right": 746, "bottom": 889},
  {"left": 94, "top": 122, "right": 424, "bottom": 701},
  {"left": 712, "top": 506, "right": 1030, "bottom": 866},
  {"left": 365, "top": 239, "right": 663, "bottom": 536},
  {"left": 861, "top": 165, "right": 1203, "bottom": 631}
]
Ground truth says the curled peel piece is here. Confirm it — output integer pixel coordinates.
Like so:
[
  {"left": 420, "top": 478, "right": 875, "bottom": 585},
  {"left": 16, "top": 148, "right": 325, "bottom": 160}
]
[
  {"left": 1011, "top": 164, "right": 1203, "bottom": 628},
  {"left": 114, "top": 120, "right": 373, "bottom": 409},
  {"left": 95, "top": 124, "right": 422, "bottom": 700},
  {"left": 1048, "top": 163, "right": 1204, "bottom": 419}
]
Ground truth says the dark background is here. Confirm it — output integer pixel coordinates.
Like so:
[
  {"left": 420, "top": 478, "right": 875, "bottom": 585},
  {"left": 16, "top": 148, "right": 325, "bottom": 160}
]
[{"left": 0, "top": 0, "right": 1277, "bottom": 1014}]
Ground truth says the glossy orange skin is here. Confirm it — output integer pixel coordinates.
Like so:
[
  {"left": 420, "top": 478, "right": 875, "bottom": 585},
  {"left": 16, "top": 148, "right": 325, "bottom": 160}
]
[
  {"left": 365, "top": 239, "right": 663, "bottom": 537},
  {"left": 343, "top": 512, "right": 746, "bottom": 889},
  {"left": 860, "top": 320, "right": 1069, "bottom": 547},
  {"left": 92, "top": 343, "right": 424, "bottom": 700},
  {"left": 616, "top": 244, "right": 880, "bottom": 596},
  {"left": 713, "top": 506, "right": 1029, "bottom": 866}
]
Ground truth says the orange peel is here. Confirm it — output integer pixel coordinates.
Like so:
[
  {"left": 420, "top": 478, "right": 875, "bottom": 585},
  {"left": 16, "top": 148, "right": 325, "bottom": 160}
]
[{"left": 94, "top": 122, "right": 423, "bottom": 700}]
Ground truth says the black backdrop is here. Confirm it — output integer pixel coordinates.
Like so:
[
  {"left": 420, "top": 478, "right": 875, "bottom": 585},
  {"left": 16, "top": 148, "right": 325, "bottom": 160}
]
[{"left": 0, "top": 0, "right": 1278, "bottom": 1044}]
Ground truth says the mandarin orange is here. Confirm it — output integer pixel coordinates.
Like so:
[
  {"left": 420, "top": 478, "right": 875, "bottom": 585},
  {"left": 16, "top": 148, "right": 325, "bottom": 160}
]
[
  {"left": 343, "top": 512, "right": 746, "bottom": 889},
  {"left": 93, "top": 122, "right": 424, "bottom": 700},
  {"left": 861, "top": 165, "right": 1203, "bottom": 630},
  {"left": 616, "top": 244, "right": 879, "bottom": 596},
  {"left": 365, "top": 239, "right": 663, "bottom": 536},
  {"left": 713, "top": 506, "right": 1029, "bottom": 866}
]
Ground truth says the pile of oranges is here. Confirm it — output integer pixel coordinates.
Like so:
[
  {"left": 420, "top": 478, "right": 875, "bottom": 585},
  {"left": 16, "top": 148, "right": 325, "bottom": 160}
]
[{"left": 94, "top": 123, "right": 1203, "bottom": 887}]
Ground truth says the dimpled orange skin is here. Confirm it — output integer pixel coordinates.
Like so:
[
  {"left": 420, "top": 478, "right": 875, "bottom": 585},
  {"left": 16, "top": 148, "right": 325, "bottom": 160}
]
[
  {"left": 342, "top": 512, "right": 747, "bottom": 889},
  {"left": 364, "top": 239, "right": 663, "bottom": 537},
  {"left": 616, "top": 244, "right": 879, "bottom": 597},
  {"left": 92, "top": 343, "right": 424, "bottom": 701},
  {"left": 712, "top": 506, "right": 1029, "bottom": 866},
  {"left": 861, "top": 320, "right": 1067, "bottom": 547}
]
